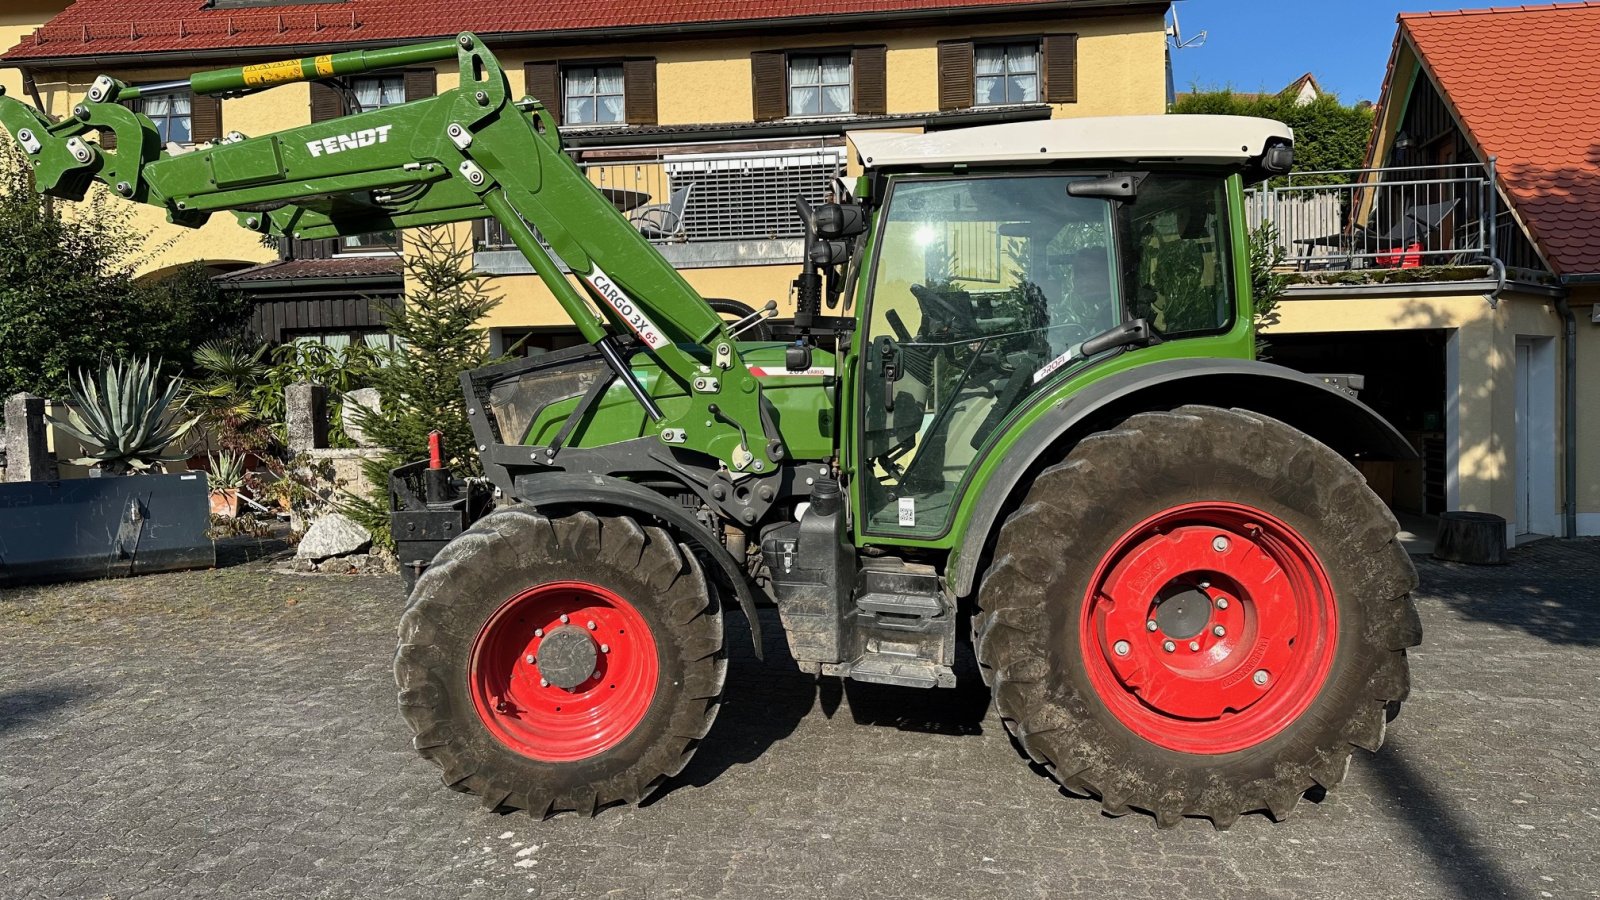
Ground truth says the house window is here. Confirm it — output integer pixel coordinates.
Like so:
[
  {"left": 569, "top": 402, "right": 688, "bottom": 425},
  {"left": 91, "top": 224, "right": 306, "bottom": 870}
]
[
  {"left": 347, "top": 74, "right": 406, "bottom": 113},
  {"left": 974, "top": 42, "right": 1040, "bottom": 106},
  {"left": 140, "top": 92, "right": 192, "bottom": 144},
  {"left": 338, "top": 75, "right": 406, "bottom": 253},
  {"left": 788, "top": 53, "right": 852, "bottom": 117},
  {"left": 563, "top": 65, "right": 625, "bottom": 126}
]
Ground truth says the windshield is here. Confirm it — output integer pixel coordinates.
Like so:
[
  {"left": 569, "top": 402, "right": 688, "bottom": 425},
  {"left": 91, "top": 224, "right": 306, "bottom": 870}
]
[{"left": 857, "top": 172, "right": 1235, "bottom": 539}]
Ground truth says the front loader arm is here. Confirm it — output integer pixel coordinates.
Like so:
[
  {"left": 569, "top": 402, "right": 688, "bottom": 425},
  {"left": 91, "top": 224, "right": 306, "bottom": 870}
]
[{"left": 0, "top": 33, "right": 783, "bottom": 474}]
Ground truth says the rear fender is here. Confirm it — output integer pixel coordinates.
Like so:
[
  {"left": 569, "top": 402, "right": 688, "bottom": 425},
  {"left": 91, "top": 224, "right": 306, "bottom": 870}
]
[{"left": 949, "top": 357, "right": 1415, "bottom": 598}]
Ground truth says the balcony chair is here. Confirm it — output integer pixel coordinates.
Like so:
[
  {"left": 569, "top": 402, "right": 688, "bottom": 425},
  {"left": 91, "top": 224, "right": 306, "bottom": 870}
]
[{"left": 629, "top": 183, "right": 695, "bottom": 241}]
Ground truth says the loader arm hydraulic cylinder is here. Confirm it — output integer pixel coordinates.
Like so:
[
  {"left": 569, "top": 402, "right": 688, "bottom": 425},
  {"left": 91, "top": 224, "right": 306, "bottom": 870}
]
[{"left": 0, "top": 33, "right": 781, "bottom": 473}]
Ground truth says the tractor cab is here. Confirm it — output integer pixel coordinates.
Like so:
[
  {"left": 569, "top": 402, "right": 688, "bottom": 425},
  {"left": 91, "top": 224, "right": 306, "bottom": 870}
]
[{"left": 838, "top": 116, "right": 1294, "bottom": 540}]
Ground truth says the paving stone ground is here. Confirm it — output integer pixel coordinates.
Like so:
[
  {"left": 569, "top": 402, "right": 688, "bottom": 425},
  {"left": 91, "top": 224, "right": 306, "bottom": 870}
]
[{"left": 1, "top": 537, "right": 1597, "bottom": 899}]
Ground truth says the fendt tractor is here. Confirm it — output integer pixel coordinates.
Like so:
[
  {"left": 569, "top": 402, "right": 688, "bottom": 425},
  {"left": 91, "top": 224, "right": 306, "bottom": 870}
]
[{"left": 1, "top": 34, "right": 1422, "bottom": 829}]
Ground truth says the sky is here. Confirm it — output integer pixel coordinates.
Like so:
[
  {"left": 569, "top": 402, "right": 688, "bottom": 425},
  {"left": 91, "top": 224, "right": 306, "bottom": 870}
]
[{"left": 1168, "top": 0, "right": 1480, "bottom": 103}]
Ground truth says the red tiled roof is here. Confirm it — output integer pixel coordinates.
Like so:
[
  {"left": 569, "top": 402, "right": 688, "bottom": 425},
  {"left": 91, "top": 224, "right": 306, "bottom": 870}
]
[
  {"left": 1401, "top": 3, "right": 1600, "bottom": 275},
  {"left": 3, "top": 0, "right": 1091, "bottom": 62}
]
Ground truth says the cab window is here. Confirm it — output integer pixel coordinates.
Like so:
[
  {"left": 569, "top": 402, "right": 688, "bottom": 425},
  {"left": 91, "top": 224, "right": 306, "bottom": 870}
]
[{"left": 859, "top": 175, "right": 1121, "bottom": 538}]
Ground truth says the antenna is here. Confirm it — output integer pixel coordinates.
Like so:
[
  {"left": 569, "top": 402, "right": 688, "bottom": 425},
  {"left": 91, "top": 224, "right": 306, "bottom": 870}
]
[{"left": 1167, "top": 4, "right": 1208, "bottom": 50}]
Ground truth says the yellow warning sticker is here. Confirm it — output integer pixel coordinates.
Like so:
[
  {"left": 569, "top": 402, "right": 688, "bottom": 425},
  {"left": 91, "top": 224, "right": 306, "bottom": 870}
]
[
  {"left": 314, "top": 55, "right": 335, "bottom": 78},
  {"left": 241, "top": 58, "right": 304, "bottom": 88}
]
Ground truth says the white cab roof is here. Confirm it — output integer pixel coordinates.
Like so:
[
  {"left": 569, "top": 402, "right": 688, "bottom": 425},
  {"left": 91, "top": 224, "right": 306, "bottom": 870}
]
[{"left": 850, "top": 115, "right": 1293, "bottom": 170}]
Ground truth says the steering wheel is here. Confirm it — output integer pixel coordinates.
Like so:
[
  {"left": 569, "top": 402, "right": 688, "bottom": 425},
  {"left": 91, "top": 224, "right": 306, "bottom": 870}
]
[{"left": 910, "top": 283, "right": 978, "bottom": 335}]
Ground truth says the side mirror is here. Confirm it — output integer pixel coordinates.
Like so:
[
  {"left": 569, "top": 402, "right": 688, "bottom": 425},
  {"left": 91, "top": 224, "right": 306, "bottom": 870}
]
[
  {"left": 808, "top": 240, "right": 849, "bottom": 267},
  {"left": 814, "top": 203, "right": 867, "bottom": 239}
]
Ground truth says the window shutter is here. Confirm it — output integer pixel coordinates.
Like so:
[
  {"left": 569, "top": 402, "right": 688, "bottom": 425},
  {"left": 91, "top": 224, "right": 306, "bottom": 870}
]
[
  {"left": 853, "top": 45, "right": 887, "bottom": 116},
  {"left": 937, "top": 41, "right": 974, "bottom": 110},
  {"left": 1042, "top": 34, "right": 1079, "bottom": 103},
  {"left": 290, "top": 237, "right": 335, "bottom": 259},
  {"left": 404, "top": 68, "right": 437, "bottom": 103},
  {"left": 751, "top": 50, "right": 787, "bottom": 122},
  {"left": 310, "top": 80, "right": 344, "bottom": 121},
  {"left": 190, "top": 94, "right": 223, "bottom": 143},
  {"left": 525, "top": 61, "right": 562, "bottom": 125},
  {"left": 623, "top": 58, "right": 658, "bottom": 126}
]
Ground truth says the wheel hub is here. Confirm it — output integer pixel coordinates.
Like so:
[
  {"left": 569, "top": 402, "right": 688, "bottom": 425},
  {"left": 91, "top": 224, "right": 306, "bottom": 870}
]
[
  {"left": 1153, "top": 585, "right": 1212, "bottom": 639},
  {"left": 1079, "top": 502, "right": 1339, "bottom": 755},
  {"left": 536, "top": 626, "right": 599, "bottom": 689}
]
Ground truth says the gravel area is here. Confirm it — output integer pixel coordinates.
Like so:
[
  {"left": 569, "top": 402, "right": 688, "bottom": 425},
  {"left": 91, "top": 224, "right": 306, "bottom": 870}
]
[{"left": 1, "top": 537, "right": 1597, "bottom": 899}]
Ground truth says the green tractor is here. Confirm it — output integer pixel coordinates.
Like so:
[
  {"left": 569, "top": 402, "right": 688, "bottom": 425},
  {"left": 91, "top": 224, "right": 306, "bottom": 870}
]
[{"left": 2, "top": 34, "right": 1420, "bottom": 828}]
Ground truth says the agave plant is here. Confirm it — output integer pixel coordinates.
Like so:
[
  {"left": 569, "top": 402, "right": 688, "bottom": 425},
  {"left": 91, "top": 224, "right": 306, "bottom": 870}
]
[
  {"left": 49, "top": 356, "right": 200, "bottom": 475},
  {"left": 206, "top": 450, "right": 247, "bottom": 490}
]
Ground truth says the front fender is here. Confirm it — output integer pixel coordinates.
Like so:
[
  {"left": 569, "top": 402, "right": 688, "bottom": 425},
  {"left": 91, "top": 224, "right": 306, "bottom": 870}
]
[
  {"left": 949, "top": 357, "right": 1415, "bottom": 598},
  {"left": 510, "top": 471, "right": 763, "bottom": 659}
]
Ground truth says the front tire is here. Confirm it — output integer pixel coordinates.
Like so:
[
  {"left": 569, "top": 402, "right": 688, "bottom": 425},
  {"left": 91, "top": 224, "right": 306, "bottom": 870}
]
[
  {"left": 975, "top": 406, "right": 1421, "bottom": 828},
  {"left": 395, "top": 509, "right": 726, "bottom": 816}
]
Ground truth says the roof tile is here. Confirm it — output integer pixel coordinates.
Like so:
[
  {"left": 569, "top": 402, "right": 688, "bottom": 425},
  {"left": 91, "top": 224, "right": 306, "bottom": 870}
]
[
  {"left": 3, "top": 0, "right": 1076, "bottom": 62},
  {"left": 1402, "top": 2, "right": 1600, "bottom": 274}
]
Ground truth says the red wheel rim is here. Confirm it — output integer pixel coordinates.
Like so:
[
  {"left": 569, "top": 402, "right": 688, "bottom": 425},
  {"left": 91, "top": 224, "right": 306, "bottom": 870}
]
[
  {"left": 469, "top": 581, "right": 659, "bottom": 763},
  {"left": 1079, "top": 502, "right": 1338, "bottom": 755}
]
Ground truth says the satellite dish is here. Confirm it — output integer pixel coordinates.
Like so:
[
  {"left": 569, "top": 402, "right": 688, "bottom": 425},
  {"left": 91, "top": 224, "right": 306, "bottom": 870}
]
[{"left": 1167, "top": 4, "right": 1208, "bottom": 50}]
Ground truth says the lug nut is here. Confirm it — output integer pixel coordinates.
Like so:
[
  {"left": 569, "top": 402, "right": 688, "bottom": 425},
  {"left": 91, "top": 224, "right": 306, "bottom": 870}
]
[
  {"left": 600, "top": 644, "right": 610, "bottom": 653},
  {"left": 559, "top": 614, "right": 569, "bottom": 624},
  {"left": 592, "top": 670, "right": 601, "bottom": 680},
  {"left": 1213, "top": 625, "right": 1226, "bottom": 637},
  {"left": 1253, "top": 669, "right": 1270, "bottom": 686},
  {"left": 539, "top": 677, "right": 550, "bottom": 688},
  {"left": 1146, "top": 620, "right": 1158, "bottom": 632},
  {"left": 1212, "top": 536, "right": 1230, "bottom": 553},
  {"left": 525, "top": 654, "right": 536, "bottom": 664},
  {"left": 1216, "top": 597, "right": 1229, "bottom": 610},
  {"left": 533, "top": 628, "right": 544, "bottom": 638},
  {"left": 1113, "top": 640, "right": 1130, "bottom": 656},
  {"left": 1198, "top": 581, "right": 1211, "bottom": 589},
  {"left": 1162, "top": 640, "right": 1176, "bottom": 653},
  {"left": 1189, "top": 641, "right": 1201, "bottom": 652},
  {"left": 586, "top": 620, "right": 597, "bottom": 630}
]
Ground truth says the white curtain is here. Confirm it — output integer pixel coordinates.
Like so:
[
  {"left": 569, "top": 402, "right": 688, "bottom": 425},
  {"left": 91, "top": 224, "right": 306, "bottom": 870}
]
[
  {"left": 821, "top": 56, "right": 852, "bottom": 114},
  {"left": 353, "top": 76, "right": 404, "bottom": 112},
  {"left": 975, "top": 46, "right": 1005, "bottom": 105},
  {"left": 597, "top": 67, "right": 625, "bottom": 124},
  {"left": 144, "top": 93, "right": 192, "bottom": 143}
]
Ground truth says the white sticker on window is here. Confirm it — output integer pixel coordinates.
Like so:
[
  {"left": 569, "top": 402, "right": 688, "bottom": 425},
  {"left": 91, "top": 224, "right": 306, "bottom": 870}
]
[
  {"left": 898, "top": 497, "right": 916, "bottom": 527},
  {"left": 585, "top": 266, "right": 668, "bottom": 349}
]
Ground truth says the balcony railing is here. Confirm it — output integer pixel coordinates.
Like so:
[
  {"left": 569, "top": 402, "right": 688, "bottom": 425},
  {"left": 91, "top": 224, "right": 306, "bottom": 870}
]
[
  {"left": 478, "top": 145, "right": 847, "bottom": 252},
  {"left": 1246, "top": 163, "right": 1497, "bottom": 272}
]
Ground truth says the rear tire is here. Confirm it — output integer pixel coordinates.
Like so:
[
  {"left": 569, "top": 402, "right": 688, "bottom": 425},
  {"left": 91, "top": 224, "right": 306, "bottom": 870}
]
[
  {"left": 974, "top": 405, "right": 1421, "bottom": 828},
  {"left": 395, "top": 508, "right": 726, "bottom": 816}
]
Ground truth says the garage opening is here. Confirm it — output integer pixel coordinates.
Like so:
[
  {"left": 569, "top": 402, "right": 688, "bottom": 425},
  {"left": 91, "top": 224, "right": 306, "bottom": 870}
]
[{"left": 1264, "top": 329, "right": 1449, "bottom": 520}]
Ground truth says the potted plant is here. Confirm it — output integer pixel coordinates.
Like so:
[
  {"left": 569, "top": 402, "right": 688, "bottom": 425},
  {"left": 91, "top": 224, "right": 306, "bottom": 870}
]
[
  {"left": 48, "top": 356, "right": 200, "bottom": 475},
  {"left": 206, "top": 450, "right": 246, "bottom": 518}
]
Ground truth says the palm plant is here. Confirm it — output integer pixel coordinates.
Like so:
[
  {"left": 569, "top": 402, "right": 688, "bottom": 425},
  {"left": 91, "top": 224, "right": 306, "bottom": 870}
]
[
  {"left": 186, "top": 340, "right": 275, "bottom": 454},
  {"left": 49, "top": 356, "right": 199, "bottom": 475}
]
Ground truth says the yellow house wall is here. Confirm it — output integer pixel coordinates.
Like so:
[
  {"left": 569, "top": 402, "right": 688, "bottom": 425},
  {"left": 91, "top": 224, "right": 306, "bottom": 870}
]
[
  {"left": 1271, "top": 290, "right": 1584, "bottom": 535},
  {"left": 1569, "top": 287, "right": 1600, "bottom": 530},
  {"left": 0, "top": 1, "right": 66, "bottom": 100},
  {"left": 484, "top": 11, "right": 1167, "bottom": 328}
]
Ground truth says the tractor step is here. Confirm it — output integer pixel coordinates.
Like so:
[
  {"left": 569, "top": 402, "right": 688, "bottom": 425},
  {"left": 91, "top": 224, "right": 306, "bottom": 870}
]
[
  {"left": 825, "top": 653, "right": 957, "bottom": 689},
  {"left": 854, "top": 557, "right": 943, "bottom": 620},
  {"left": 855, "top": 590, "right": 944, "bottom": 617}
]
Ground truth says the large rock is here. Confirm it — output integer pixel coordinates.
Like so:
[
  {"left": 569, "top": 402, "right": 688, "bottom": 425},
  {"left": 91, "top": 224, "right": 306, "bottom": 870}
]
[
  {"left": 296, "top": 512, "right": 373, "bottom": 561},
  {"left": 341, "top": 388, "right": 381, "bottom": 448}
]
